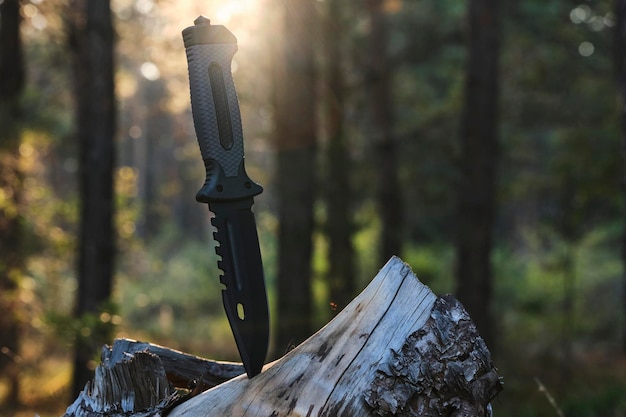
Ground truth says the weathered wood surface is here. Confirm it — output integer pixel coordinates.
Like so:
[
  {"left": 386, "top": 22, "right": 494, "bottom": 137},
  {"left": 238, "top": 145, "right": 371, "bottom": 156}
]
[
  {"left": 64, "top": 347, "right": 179, "bottom": 417},
  {"left": 168, "top": 257, "right": 501, "bottom": 416},
  {"left": 64, "top": 340, "right": 246, "bottom": 416},
  {"left": 64, "top": 257, "right": 502, "bottom": 416},
  {"left": 107, "top": 339, "right": 244, "bottom": 388}
]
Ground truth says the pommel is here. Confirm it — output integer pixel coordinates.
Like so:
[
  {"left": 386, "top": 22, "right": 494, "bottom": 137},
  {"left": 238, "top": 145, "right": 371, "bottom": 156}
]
[{"left": 182, "top": 16, "right": 237, "bottom": 47}]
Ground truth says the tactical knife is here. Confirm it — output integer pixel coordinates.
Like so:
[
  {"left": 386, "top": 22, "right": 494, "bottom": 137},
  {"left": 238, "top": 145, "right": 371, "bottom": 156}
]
[{"left": 182, "top": 16, "right": 269, "bottom": 378}]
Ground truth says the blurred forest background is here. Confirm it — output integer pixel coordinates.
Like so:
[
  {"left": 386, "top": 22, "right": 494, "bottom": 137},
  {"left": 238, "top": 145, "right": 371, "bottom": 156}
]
[{"left": 1, "top": 0, "right": 625, "bottom": 415}]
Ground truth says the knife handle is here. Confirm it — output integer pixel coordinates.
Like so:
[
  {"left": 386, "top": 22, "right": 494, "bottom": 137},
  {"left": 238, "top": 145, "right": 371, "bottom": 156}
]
[{"left": 183, "top": 16, "right": 262, "bottom": 203}]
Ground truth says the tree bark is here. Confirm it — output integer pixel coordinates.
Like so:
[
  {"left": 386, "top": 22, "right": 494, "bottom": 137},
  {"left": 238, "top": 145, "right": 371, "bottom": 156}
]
[
  {"left": 273, "top": 0, "right": 318, "bottom": 355},
  {"left": 367, "top": 0, "right": 403, "bottom": 266},
  {"left": 69, "top": 0, "right": 117, "bottom": 398},
  {"left": 455, "top": 0, "right": 501, "bottom": 351},
  {"left": 65, "top": 257, "right": 501, "bottom": 417},
  {"left": 0, "top": 0, "right": 25, "bottom": 407},
  {"left": 615, "top": 0, "right": 626, "bottom": 355}
]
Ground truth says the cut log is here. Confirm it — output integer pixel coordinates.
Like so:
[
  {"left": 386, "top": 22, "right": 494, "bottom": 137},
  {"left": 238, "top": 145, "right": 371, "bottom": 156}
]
[
  {"left": 64, "top": 347, "right": 180, "bottom": 417},
  {"left": 64, "top": 340, "right": 246, "bottom": 416},
  {"left": 169, "top": 256, "right": 501, "bottom": 416},
  {"left": 64, "top": 257, "right": 501, "bottom": 416},
  {"left": 105, "top": 339, "right": 245, "bottom": 388}
]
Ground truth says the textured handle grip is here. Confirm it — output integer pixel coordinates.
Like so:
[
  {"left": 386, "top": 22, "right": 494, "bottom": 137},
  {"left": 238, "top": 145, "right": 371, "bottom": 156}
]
[{"left": 183, "top": 17, "right": 261, "bottom": 202}]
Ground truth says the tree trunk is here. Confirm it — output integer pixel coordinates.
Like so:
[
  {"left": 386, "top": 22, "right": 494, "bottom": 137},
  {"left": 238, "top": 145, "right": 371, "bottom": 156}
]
[
  {"left": 323, "top": 0, "right": 356, "bottom": 313},
  {"left": 455, "top": 0, "right": 501, "bottom": 351},
  {"left": 137, "top": 77, "right": 169, "bottom": 241},
  {"left": 0, "top": 0, "right": 25, "bottom": 408},
  {"left": 65, "top": 257, "right": 501, "bottom": 417},
  {"left": 69, "top": 0, "right": 117, "bottom": 398},
  {"left": 367, "top": 0, "right": 403, "bottom": 266},
  {"left": 615, "top": 0, "right": 626, "bottom": 355},
  {"left": 273, "top": 0, "right": 318, "bottom": 355}
]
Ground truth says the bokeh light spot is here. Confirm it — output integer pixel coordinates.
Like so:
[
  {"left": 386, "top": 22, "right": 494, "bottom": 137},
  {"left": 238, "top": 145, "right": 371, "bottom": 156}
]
[
  {"left": 578, "top": 41, "right": 594, "bottom": 57},
  {"left": 140, "top": 61, "right": 160, "bottom": 81},
  {"left": 570, "top": 5, "right": 591, "bottom": 24}
]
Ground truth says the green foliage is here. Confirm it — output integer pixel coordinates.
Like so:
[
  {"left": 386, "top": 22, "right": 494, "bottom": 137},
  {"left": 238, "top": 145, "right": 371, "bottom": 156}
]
[
  {"left": 112, "top": 211, "right": 278, "bottom": 360},
  {"left": 499, "top": 0, "right": 621, "bottom": 245},
  {"left": 45, "top": 300, "right": 120, "bottom": 350},
  {"left": 114, "top": 225, "right": 233, "bottom": 357},
  {"left": 402, "top": 243, "right": 455, "bottom": 295},
  {"left": 352, "top": 201, "right": 382, "bottom": 286}
]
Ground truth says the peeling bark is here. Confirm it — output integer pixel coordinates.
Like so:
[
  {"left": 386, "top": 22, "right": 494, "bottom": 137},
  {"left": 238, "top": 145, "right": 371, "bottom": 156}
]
[{"left": 365, "top": 296, "right": 501, "bottom": 416}]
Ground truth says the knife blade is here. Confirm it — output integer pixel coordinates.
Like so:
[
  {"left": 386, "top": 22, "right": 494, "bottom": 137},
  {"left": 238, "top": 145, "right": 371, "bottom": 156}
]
[{"left": 182, "top": 16, "right": 269, "bottom": 378}]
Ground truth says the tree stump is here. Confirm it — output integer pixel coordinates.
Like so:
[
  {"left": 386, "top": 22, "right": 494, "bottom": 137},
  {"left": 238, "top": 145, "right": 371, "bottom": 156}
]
[{"left": 65, "top": 257, "right": 501, "bottom": 416}]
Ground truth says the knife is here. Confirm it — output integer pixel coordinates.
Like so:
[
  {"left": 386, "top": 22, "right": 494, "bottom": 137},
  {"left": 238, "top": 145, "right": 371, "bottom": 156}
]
[{"left": 182, "top": 16, "right": 269, "bottom": 378}]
